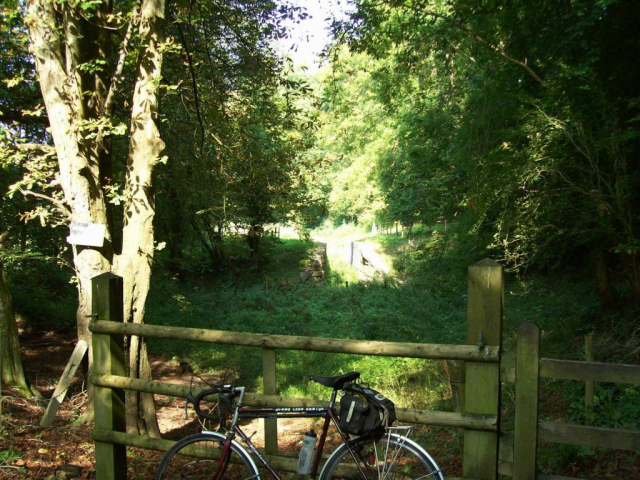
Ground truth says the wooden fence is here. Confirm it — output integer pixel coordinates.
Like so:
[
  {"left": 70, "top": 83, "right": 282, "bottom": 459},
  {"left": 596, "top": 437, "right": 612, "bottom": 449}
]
[
  {"left": 88, "top": 261, "right": 640, "bottom": 480},
  {"left": 499, "top": 323, "right": 640, "bottom": 480}
]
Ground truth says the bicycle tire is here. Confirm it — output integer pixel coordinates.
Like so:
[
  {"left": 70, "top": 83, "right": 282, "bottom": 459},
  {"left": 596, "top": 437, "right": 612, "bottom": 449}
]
[
  {"left": 319, "top": 431, "right": 444, "bottom": 480},
  {"left": 155, "top": 431, "right": 261, "bottom": 480}
]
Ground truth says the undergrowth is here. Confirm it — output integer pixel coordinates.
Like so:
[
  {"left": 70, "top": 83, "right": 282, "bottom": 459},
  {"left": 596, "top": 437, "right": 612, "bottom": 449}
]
[{"left": 7, "top": 260, "right": 77, "bottom": 333}]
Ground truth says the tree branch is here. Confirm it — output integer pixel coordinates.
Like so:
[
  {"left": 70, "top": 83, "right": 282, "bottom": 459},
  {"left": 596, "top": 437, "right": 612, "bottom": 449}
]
[
  {"left": 18, "top": 188, "right": 72, "bottom": 219},
  {"left": 0, "top": 110, "right": 50, "bottom": 127},
  {"left": 104, "top": 1, "right": 141, "bottom": 116},
  {"left": 413, "top": 9, "right": 544, "bottom": 84},
  {"left": 175, "top": 18, "right": 205, "bottom": 157},
  {"left": 13, "top": 143, "right": 55, "bottom": 154},
  {"left": 469, "top": 30, "right": 543, "bottom": 85}
]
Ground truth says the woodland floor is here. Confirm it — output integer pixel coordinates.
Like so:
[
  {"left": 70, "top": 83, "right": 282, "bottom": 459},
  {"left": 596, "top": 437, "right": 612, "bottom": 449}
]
[{"left": 1, "top": 330, "right": 637, "bottom": 479}]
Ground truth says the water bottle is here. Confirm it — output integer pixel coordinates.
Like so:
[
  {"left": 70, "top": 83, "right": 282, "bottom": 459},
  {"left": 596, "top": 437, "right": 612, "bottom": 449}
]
[{"left": 296, "top": 430, "right": 317, "bottom": 475}]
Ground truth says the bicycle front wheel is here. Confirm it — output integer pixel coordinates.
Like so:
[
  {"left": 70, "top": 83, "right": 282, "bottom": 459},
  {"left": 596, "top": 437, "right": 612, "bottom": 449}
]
[
  {"left": 319, "top": 431, "right": 444, "bottom": 480},
  {"left": 155, "top": 431, "right": 260, "bottom": 480}
]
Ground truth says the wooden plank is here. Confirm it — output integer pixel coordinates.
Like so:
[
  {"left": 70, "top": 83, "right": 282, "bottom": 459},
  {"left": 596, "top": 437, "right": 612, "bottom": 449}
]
[
  {"left": 538, "top": 421, "right": 640, "bottom": 451},
  {"left": 584, "top": 332, "right": 594, "bottom": 425},
  {"left": 498, "top": 433, "right": 514, "bottom": 477},
  {"left": 92, "top": 428, "right": 300, "bottom": 472},
  {"left": 40, "top": 340, "right": 88, "bottom": 426},
  {"left": 466, "top": 259, "right": 504, "bottom": 347},
  {"left": 463, "top": 364, "right": 501, "bottom": 477},
  {"left": 504, "top": 350, "right": 639, "bottom": 386},
  {"left": 445, "top": 359, "right": 466, "bottom": 442},
  {"left": 513, "top": 323, "right": 540, "bottom": 480},
  {"left": 539, "top": 359, "right": 640, "bottom": 384},
  {"left": 463, "top": 259, "right": 503, "bottom": 480},
  {"left": 263, "top": 347, "right": 278, "bottom": 455},
  {"left": 500, "top": 350, "right": 516, "bottom": 384},
  {"left": 90, "top": 321, "right": 500, "bottom": 362},
  {"left": 91, "top": 273, "right": 127, "bottom": 480},
  {"left": 91, "top": 374, "right": 499, "bottom": 430},
  {"left": 536, "top": 475, "right": 585, "bottom": 480}
]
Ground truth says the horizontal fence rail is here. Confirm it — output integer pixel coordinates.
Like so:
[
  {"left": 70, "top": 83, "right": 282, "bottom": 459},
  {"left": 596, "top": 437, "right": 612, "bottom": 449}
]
[
  {"left": 91, "top": 374, "right": 499, "bottom": 431},
  {"left": 539, "top": 358, "right": 640, "bottom": 384},
  {"left": 538, "top": 422, "right": 640, "bottom": 451},
  {"left": 500, "top": 352, "right": 640, "bottom": 385},
  {"left": 90, "top": 320, "right": 500, "bottom": 362}
]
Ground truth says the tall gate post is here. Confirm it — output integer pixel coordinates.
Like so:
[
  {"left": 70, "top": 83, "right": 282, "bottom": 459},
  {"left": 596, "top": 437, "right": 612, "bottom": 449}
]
[
  {"left": 463, "top": 259, "right": 503, "bottom": 479},
  {"left": 91, "top": 273, "right": 127, "bottom": 480},
  {"left": 513, "top": 322, "right": 540, "bottom": 479},
  {"left": 263, "top": 347, "right": 278, "bottom": 455}
]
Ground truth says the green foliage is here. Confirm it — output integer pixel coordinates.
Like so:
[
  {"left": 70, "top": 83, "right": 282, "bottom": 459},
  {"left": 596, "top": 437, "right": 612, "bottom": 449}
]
[
  {"left": 566, "top": 383, "right": 640, "bottom": 430},
  {"left": 0, "top": 447, "right": 22, "bottom": 469},
  {"left": 153, "top": 1, "right": 319, "bottom": 272},
  {"left": 5, "top": 260, "right": 76, "bottom": 332},
  {"left": 316, "top": 0, "right": 640, "bottom": 304},
  {"left": 539, "top": 443, "right": 597, "bottom": 476},
  {"left": 145, "top": 232, "right": 472, "bottom": 405}
]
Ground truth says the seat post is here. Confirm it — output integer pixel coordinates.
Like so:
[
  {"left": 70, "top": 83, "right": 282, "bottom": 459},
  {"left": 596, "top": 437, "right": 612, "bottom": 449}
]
[{"left": 328, "top": 388, "right": 339, "bottom": 409}]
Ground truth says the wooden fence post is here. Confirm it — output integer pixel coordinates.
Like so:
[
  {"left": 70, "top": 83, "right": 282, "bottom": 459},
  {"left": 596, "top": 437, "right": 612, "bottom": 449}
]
[
  {"left": 445, "top": 359, "right": 465, "bottom": 444},
  {"left": 463, "top": 259, "right": 503, "bottom": 480},
  {"left": 263, "top": 347, "right": 278, "bottom": 455},
  {"left": 91, "top": 273, "right": 127, "bottom": 480},
  {"left": 585, "top": 332, "right": 594, "bottom": 425},
  {"left": 513, "top": 322, "right": 540, "bottom": 480}
]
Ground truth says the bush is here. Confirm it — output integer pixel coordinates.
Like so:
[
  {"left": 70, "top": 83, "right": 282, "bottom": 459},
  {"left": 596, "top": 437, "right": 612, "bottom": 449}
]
[{"left": 6, "top": 260, "right": 77, "bottom": 332}]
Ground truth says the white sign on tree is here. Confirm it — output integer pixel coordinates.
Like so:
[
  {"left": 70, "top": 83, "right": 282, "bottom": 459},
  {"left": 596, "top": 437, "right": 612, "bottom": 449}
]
[{"left": 67, "top": 222, "right": 106, "bottom": 247}]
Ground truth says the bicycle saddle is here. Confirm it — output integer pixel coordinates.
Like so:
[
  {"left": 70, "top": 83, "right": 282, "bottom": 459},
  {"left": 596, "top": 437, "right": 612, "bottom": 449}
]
[{"left": 309, "top": 371, "right": 360, "bottom": 390}]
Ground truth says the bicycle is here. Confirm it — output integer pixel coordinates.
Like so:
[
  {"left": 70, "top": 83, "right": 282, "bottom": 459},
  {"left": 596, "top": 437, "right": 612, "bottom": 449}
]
[{"left": 155, "top": 371, "right": 444, "bottom": 480}]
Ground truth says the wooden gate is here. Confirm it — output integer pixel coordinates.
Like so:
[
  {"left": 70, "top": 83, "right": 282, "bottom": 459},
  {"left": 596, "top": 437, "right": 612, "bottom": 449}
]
[{"left": 89, "top": 260, "right": 640, "bottom": 480}]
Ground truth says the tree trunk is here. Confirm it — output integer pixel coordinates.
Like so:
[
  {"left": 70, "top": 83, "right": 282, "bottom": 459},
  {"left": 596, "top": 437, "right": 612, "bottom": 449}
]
[
  {"left": 0, "top": 236, "right": 37, "bottom": 398},
  {"left": 593, "top": 247, "right": 614, "bottom": 308},
  {"left": 113, "top": 0, "right": 166, "bottom": 438},
  {"left": 26, "top": 0, "right": 167, "bottom": 435},
  {"left": 26, "top": 0, "right": 113, "bottom": 419}
]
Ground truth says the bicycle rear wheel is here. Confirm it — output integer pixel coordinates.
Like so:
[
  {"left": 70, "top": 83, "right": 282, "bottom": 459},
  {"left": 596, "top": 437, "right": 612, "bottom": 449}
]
[
  {"left": 319, "top": 429, "right": 443, "bottom": 480},
  {"left": 155, "top": 431, "right": 260, "bottom": 480}
]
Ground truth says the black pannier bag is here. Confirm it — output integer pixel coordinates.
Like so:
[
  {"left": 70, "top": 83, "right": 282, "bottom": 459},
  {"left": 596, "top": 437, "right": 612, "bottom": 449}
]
[{"left": 339, "top": 383, "right": 397, "bottom": 435}]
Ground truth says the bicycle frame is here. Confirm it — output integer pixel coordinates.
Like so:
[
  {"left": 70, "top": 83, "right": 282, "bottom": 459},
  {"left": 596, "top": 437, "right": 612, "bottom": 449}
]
[{"left": 214, "top": 389, "right": 367, "bottom": 480}]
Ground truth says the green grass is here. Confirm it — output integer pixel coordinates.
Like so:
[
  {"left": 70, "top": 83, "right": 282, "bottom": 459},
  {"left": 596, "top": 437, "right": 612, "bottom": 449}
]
[
  {"left": 147, "top": 266, "right": 464, "bottom": 405},
  {"left": 146, "top": 231, "right": 468, "bottom": 408}
]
